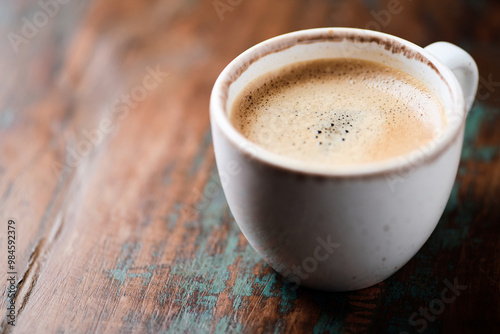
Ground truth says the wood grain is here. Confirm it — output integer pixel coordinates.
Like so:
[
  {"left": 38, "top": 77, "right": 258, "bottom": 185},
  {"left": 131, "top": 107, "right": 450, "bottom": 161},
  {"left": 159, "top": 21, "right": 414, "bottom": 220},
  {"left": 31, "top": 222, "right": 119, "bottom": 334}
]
[{"left": 1, "top": 0, "right": 499, "bottom": 333}]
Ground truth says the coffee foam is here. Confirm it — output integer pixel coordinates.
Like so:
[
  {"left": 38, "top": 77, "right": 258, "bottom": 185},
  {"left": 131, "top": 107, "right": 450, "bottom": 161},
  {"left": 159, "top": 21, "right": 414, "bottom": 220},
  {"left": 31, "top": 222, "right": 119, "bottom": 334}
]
[{"left": 230, "top": 58, "right": 446, "bottom": 166}]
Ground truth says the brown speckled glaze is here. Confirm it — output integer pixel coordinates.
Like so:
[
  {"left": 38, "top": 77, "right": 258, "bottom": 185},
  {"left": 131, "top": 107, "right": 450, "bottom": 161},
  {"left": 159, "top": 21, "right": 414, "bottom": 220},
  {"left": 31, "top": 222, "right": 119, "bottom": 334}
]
[{"left": 221, "top": 29, "right": 449, "bottom": 100}]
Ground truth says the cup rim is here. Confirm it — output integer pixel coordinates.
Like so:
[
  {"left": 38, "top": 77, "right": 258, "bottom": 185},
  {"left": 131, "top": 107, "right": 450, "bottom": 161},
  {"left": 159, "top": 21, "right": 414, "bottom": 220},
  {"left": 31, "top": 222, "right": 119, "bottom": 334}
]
[{"left": 210, "top": 27, "right": 465, "bottom": 178}]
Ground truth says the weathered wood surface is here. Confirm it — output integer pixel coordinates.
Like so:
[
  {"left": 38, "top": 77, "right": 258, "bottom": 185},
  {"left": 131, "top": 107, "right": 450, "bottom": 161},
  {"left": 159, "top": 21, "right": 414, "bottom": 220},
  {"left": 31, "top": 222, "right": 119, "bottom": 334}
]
[{"left": 0, "top": 0, "right": 499, "bottom": 333}]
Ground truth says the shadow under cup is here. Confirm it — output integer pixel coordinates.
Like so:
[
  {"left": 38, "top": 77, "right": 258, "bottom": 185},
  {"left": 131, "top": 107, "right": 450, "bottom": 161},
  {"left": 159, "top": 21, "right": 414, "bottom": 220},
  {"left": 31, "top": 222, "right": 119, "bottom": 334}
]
[{"left": 210, "top": 28, "right": 465, "bottom": 291}]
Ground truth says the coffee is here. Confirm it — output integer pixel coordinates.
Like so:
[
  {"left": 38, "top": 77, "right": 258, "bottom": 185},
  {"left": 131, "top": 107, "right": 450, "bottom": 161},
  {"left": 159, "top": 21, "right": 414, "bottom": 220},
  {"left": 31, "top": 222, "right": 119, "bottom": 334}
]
[{"left": 230, "top": 58, "right": 446, "bottom": 166}]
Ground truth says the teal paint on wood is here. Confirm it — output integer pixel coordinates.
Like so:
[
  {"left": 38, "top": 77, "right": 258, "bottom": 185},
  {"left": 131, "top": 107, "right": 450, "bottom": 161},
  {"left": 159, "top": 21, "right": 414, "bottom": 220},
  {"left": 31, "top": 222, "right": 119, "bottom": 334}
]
[
  {"left": 164, "top": 203, "right": 182, "bottom": 230},
  {"left": 232, "top": 277, "right": 253, "bottom": 296},
  {"left": 214, "top": 316, "right": 242, "bottom": 334},
  {"left": 151, "top": 241, "right": 166, "bottom": 259},
  {"left": 313, "top": 313, "right": 343, "bottom": 334},
  {"left": 160, "top": 165, "right": 307, "bottom": 331},
  {"left": 438, "top": 178, "right": 476, "bottom": 250},
  {"left": 199, "top": 176, "right": 230, "bottom": 229},
  {"left": 105, "top": 242, "right": 156, "bottom": 287},
  {"left": 447, "top": 181, "right": 460, "bottom": 213},
  {"left": 253, "top": 273, "right": 278, "bottom": 298},
  {"left": 106, "top": 242, "right": 142, "bottom": 285},
  {"left": 232, "top": 296, "right": 243, "bottom": 310},
  {"left": 165, "top": 306, "right": 214, "bottom": 334},
  {"left": 383, "top": 280, "right": 407, "bottom": 304},
  {"left": 127, "top": 265, "right": 155, "bottom": 286},
  {"left": 199, "top": 295, "right": 218, "bottom": 309},
  {"left": 162, "top": 162, "right": 176, "bottom": 185},
  {"left": 462, "top": 103, "right": 499, "bottom": 162},
  {"left": 279, "top": 284, "right": 297, "bottom": 313},
  {"left": 189, "top": 129, "right": 212, "bottom": 176}
]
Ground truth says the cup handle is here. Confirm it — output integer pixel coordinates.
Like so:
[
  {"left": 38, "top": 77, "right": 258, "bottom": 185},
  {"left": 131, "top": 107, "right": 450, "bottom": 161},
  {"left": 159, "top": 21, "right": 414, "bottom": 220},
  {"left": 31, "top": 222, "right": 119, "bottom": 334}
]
[{"left": 424, "top": 42, "right": 479, "bottom": 114}]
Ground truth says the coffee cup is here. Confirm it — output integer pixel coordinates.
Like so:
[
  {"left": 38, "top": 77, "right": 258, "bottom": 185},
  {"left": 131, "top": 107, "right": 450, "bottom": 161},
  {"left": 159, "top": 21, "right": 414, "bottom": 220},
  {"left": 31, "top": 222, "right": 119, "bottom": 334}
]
[{"left": 210, "top": 28, "right": 478, "bottom": 291}]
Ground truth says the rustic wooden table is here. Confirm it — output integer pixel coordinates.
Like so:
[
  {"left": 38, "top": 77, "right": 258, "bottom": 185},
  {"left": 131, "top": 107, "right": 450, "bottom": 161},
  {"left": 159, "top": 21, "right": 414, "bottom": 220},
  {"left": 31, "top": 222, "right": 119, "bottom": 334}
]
[{"left": 1, "top": 0, "right": 499, "bottom": 333}]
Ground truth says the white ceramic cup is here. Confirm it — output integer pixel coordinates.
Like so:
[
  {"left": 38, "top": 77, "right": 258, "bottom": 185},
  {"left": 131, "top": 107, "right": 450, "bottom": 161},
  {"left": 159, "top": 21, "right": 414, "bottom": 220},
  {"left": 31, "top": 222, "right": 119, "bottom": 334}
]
[{"left": 210, "top": 28, "right": 478, "bottom": 291}]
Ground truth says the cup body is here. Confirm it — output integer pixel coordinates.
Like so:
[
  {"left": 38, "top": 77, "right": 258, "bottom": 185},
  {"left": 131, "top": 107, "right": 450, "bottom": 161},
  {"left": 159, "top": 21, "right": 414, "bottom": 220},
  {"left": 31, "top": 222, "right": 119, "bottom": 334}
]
[{"left": 210, "top": 28, "right": 466, "bottom": 291}]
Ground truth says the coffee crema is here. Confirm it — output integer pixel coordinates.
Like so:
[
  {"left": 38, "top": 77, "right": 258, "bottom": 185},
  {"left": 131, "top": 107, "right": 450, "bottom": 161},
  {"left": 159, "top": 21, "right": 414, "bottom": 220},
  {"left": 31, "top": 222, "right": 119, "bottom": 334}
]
[{"left": 230, "top": 58, "right": 446, "bottom": 166}]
